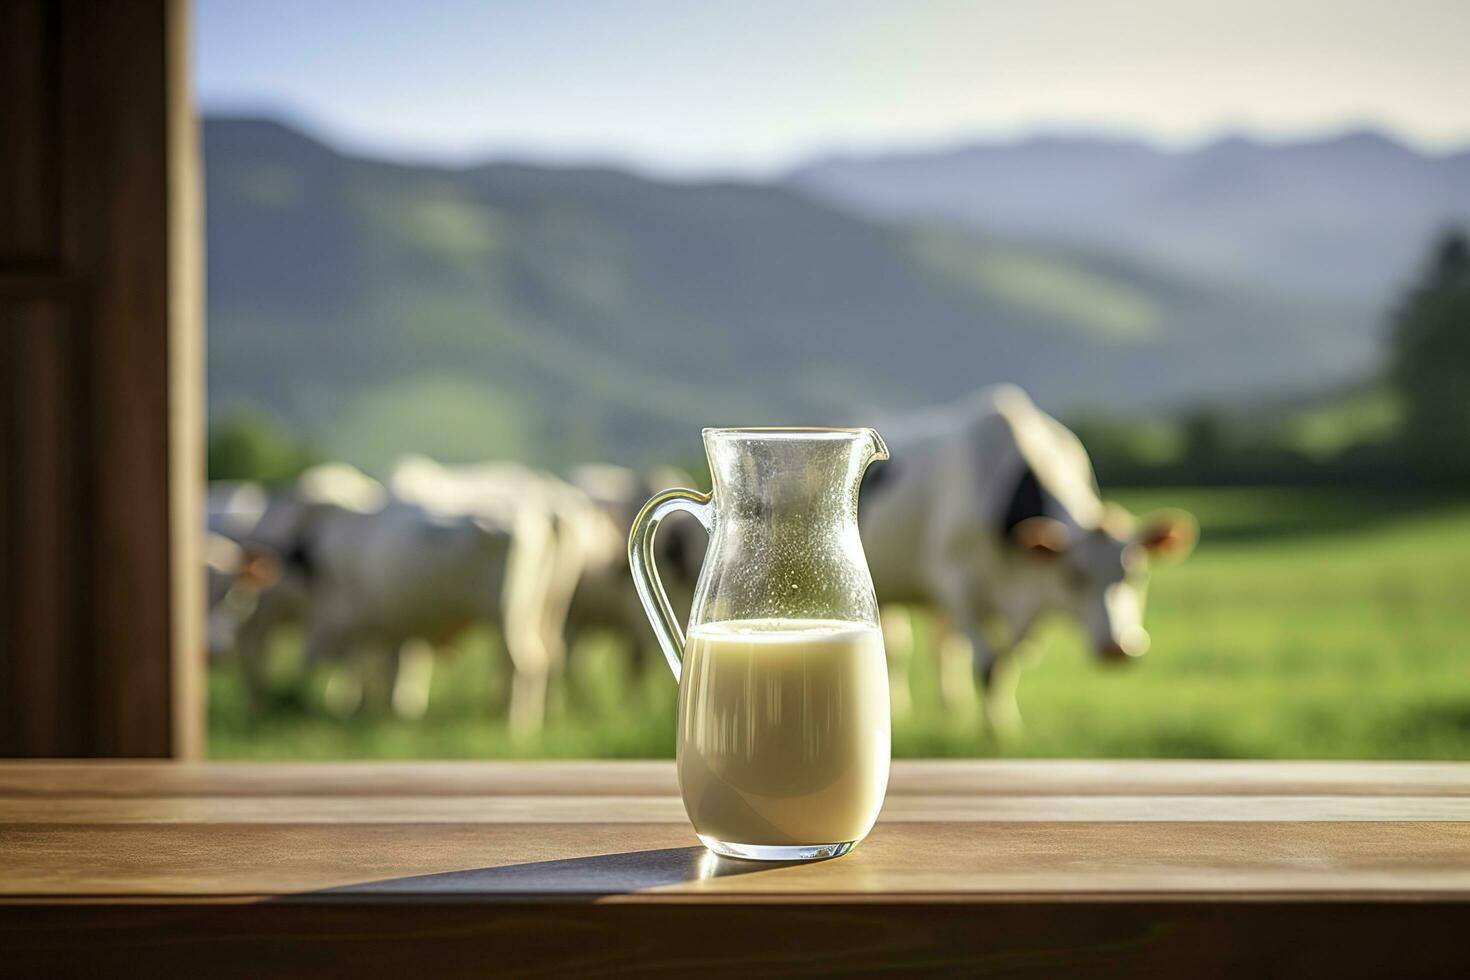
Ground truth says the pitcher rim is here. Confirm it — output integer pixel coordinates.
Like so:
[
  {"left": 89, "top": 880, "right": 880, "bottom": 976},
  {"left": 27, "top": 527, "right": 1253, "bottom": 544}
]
[
  {"left": 702, "top": 426, "right": 889, "bottom": 460},
  {"left": 702, "top": 426, "right": 874, "bottom": 438}
]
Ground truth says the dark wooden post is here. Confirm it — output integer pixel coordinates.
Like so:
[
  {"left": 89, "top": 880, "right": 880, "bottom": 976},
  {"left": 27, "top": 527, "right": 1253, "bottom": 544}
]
[{"left": 0, "top": 0, "right": 203, "bottom": 757}]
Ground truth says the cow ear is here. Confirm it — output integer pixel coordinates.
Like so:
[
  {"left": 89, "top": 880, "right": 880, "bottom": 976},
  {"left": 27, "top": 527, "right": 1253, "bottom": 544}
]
[
  {"left": 238, "top": 547, "right": 282, "bottom": 591},
  {"left": 1011, "top": 516, "right": 1070, "bottom": 557},
  {"left": 1136, "top": 509, "right": 1198, "bottom": 561}
]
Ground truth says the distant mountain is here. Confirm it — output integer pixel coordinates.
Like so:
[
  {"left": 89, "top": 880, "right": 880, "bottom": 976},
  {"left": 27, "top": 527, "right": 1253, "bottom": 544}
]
[
  {"left": 791, "top": 129, "right": 1470, "bottom": 301},
  {"left": 205, "top": 118, "right": 1375, "bottom": 470}
]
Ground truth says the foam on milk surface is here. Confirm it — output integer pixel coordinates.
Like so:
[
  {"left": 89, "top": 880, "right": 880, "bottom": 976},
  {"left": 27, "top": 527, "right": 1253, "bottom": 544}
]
[
  {"left": 689, "top": 619, "right": 876, "bottom": 640},
  {"left": 677, "top": 618, "right": 890, "bottom": 847}
]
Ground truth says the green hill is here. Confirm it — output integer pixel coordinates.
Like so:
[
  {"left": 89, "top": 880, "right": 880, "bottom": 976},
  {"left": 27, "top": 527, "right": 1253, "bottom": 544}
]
[{"left": 205, "top": 118, "right": 1375, "bottom": 471}]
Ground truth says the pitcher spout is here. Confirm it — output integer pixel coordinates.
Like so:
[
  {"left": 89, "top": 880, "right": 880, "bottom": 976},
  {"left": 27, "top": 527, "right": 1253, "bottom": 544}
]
[{"left": 861, "top": 427, "right": 889, "bottom": 467}]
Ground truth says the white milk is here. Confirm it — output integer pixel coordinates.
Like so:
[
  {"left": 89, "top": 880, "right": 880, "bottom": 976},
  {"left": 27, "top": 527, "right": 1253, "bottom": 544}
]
[{"left": 677, "top": 619, "right": 890, "bottom": 847}]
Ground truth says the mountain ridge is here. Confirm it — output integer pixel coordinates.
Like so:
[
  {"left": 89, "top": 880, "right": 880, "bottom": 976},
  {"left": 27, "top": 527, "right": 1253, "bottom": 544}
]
[
  {"left": 205, "top": 117, "right": 1381, "bottom": 470},
  {"left": 790, "top": 127, "right": 1470, "bottom": 301}
]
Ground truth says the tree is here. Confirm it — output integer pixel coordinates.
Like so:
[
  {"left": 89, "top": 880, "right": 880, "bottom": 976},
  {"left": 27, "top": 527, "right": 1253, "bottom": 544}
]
[
  {"left": 1391, "top": 229, "right": 1470, "bottom": 477},
  {"left": 207, "top": 411, "right": 318, "bottom": 484}
]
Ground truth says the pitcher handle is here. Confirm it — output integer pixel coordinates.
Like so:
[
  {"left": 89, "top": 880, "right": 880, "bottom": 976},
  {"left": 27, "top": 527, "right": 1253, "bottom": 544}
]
[{"left": 628, "top": 488, "right": 712, "bottom": 683}]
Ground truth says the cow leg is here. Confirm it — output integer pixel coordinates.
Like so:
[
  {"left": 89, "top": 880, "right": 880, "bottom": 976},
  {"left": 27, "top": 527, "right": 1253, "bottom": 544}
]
[
  {"left": 234, "top": 615, "right": 273, "bottom": 716},
  {"left": 500, "top": 515, "right": 554, "bottom": 736},
  {"left": 928, "top": 609, "right": 978, "bottom": 712},
  {"left": 979, "top": 647, "right": 1024, "bottom": 739},
  {"left": 930, "top": 576, "right": 1022, "bottom": 739},
  {"left": 357, "top": 642, "right": 405, "bottom": 713},
  {"left": 508, "top": 657, "right": 548, "bottom": 735},
  {"left": 935, "top": 625, "right": 1008, "bottom": 728},
  {"left": 337, "top": 641, "right": 399, "bottom": 715},
  {"left": 559, "top": 618, "right": 586, "bottom": 711},
  {"left": 927, "top": 572, "right": 992, "bottom": 712},
  {"left": 538, "top": 517, "right": 585, "bottom": 724},
  {"left": 323, "top": 660, "right": 365, "bottom": 718},
  {"left": 621, "top": 620, "right": 665, "bottom": 704},
  {"left": 980, "top": 605, "right": 1043, "bottom": 739},
  {"left": 504, "top": 583, "right": 551, "bottom": 737},
  {"left": 305, "top": 615, "right": 367, "bottom": 718},
  {"left": 966, "top": 630, "right": 1023, "bottom": 740},
  {"left": 880, "top": 604, "right": 915, "bottom": 720},
  {"left": 392, "top": 638, "right": 436, "bottom": 720}
]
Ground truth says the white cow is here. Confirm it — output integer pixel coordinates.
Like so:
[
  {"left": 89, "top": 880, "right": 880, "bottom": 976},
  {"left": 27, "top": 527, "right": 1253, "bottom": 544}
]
[
  {"left": 562, "top": 464, "right": 704, "bottom": 682},
  {"left": 388, "top": 456, "right": 611, "bottom": 733},
  {"left": 860, "top": 385, "right": 1196, "bottom": 734}
]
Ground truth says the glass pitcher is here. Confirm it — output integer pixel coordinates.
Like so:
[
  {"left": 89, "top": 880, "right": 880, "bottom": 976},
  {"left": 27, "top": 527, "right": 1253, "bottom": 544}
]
[{"left": 628, "top": 427, "right": 891, "bottom": 861}]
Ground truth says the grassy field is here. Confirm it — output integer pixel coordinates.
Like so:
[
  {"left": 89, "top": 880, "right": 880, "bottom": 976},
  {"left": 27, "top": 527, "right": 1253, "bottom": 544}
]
[{"left": 208, "top": 486, "right": 1470, "bottom": 760}]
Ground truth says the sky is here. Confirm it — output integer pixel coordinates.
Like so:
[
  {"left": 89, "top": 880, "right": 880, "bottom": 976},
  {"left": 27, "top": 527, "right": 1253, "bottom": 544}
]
[{"left": 196, "top": 0, "right": 1468, "bottom": 176}]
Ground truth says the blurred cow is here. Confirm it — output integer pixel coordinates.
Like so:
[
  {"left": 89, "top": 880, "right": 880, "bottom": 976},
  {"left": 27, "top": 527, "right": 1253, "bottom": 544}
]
[
  {"left": 205, "top": 481, "right": 303, "bottom": 709},
  {"left": 204, "top": 465, "right": 498, "bottom": 721},
  {"left": 206, "top": 480, "right": 272, "bottom": 636},
  {"left": 205, "top": 459, "right": 701, "bottom": 730},
  {"left": 205, "top": 529, "right": 291, "bottom": 699},
  {"left": 563, "top": 464, "right": 704, "bottom": 682},
  {"left": 388, "top": 456, "right": 609, "bottom": 732},
  {"left": 860, "top": 385, "right": 1196, "bottom": 734},
  {"left": 211, "top": 467, "right": 407, "bottom": 715}
]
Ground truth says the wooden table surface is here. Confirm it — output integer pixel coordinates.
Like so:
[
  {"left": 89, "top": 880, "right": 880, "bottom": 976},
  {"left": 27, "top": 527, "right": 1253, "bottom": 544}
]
[{"left": 4, "top": 759, "right": 1470, "bottom": 976}]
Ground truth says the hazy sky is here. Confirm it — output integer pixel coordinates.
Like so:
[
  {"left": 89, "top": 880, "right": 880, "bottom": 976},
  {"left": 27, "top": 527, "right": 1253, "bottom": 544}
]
[{"left": 196, "top": 0, "right": 1467, "bottom": 175}]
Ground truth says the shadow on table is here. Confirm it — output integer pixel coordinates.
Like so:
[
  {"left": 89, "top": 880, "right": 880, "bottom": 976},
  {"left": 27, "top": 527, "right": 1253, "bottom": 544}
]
[{"left": 297, "top": 846, "right": 798, "bottom": 899}]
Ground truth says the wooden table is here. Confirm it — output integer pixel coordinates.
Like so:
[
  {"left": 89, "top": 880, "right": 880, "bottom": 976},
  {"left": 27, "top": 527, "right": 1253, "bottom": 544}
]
[{"left": 3, "top": 760, "right": 1469, "bottom": 976}]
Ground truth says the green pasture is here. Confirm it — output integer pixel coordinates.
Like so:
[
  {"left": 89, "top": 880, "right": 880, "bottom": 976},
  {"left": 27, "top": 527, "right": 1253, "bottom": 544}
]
[{"left": 208, "top": 487, "right": 1470, "bottom": 760}]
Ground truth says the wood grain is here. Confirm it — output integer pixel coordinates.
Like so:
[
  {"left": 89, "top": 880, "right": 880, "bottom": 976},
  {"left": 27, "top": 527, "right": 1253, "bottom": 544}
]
[
  {"left": 3, "top": 760, "right": 1470, "bottom": 975},
  {"left": 1, "top": 761, "right": 1468, "bottom": 900},
  {"left": 5, "top": 820, "right": 1470, "bottom": 900},
  {"left": 0, "top": 764, "right": 1464, "bottom": 975},
  {"left": 5, "top": 758, "right": 1468, "bottom": 798},
  {"left": 5, "top": 793, "right": 1470, "bottom": 825}
]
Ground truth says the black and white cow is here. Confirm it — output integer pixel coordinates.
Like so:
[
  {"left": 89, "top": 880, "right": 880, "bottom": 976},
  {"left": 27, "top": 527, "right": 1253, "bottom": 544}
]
[
  {"left": 205, "top": 480, "right": 305, "bottom": 710},
  {"left": 859, "top": 385, "right": 1196, "bottom": 734}
]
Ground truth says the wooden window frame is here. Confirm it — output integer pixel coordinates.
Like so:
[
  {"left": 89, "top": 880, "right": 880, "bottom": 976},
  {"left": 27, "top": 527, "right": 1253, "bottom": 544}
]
[{"left": 1, "top": 0, "right": 203, "bottom": 757}]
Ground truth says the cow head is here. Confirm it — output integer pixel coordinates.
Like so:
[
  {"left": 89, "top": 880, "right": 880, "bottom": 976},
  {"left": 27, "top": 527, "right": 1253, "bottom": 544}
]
[
  {"left": 1011, "top": 506, "right": 1196, "bottom": 662},
  {"left": 205, "top": 533, "right": 283, "bottom": 657}
]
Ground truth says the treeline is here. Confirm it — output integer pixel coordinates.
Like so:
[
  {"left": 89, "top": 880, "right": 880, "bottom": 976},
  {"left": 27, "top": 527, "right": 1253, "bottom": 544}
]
[
  {"left": 207, "top": 410, "right": 319, "bottom": 485},
  {"left": 1078, "top": 228, "right": 1470, "bottom": 489}
]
